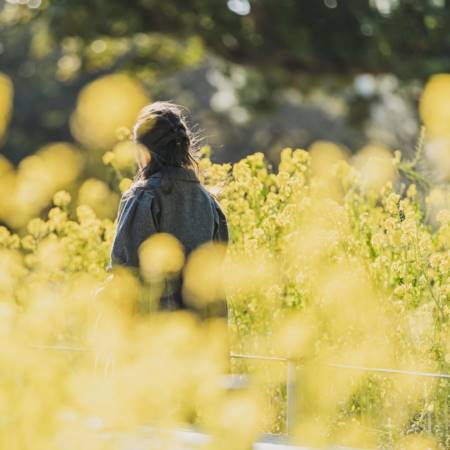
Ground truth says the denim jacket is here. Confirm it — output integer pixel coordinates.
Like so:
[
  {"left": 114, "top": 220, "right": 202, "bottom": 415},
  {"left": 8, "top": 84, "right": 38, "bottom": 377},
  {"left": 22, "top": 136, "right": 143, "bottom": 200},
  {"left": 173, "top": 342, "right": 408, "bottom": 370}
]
[{"left": 109, "top": 167, "right": 229, "bottom": 316}]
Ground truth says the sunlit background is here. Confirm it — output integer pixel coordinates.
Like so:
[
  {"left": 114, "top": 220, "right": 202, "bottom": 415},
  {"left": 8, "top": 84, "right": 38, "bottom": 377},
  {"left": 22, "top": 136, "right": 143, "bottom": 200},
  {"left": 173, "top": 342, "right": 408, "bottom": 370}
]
[{"left": 0, "top": 1, "right": 449, "bottom": 449}]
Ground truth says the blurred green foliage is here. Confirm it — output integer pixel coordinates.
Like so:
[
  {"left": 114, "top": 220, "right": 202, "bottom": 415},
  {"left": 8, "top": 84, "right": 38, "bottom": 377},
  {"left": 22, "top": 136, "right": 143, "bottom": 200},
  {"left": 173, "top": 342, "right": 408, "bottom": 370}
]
[
  {"left": 1, "top": 0, "right": 449, "bottom": 161},
  {"left": 45, "top": 0, "right": 450, "bottom": 79}
]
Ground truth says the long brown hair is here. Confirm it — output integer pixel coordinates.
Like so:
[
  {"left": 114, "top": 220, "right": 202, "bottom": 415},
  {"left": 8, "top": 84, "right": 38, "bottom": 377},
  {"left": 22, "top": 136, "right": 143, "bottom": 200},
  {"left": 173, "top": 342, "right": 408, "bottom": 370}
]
[{"left": 132, "top": 101, "right": 199, "bottom": 183}]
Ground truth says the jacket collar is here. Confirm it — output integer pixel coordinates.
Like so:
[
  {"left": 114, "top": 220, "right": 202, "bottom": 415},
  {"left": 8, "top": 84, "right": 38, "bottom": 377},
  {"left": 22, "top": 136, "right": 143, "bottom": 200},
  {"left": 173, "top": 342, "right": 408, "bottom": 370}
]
[
  {"left": 131, "top": 167, "right": 200, "bottom": 192},
  {"left": 152, "top": 166, "right": 200, "bottom": 182}
]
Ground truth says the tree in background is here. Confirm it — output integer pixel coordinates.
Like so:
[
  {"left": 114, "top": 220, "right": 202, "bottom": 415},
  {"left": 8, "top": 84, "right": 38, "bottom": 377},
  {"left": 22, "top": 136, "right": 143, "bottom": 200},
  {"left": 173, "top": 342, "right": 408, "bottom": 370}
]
[{"left": 1, "top": 0, "right": 449, "bottom": 162}]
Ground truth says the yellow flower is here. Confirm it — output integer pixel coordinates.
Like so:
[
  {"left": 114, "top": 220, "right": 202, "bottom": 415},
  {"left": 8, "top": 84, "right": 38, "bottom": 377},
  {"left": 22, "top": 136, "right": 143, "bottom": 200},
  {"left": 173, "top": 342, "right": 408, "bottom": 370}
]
[
  {"left": 394, "top": 284, "right": 407, "bottom": 298},
  {"left": 139, "top": 233, "right": 185, "bottom": 282},
  {"left": 119, "top": 178, "right": 133, "bottom": 193},
  {"left": 436, "top": 209, "right": 449, "bottom": 225},
  {"left": 113, "top": 141, "right": 138, "bottom": 170},
  {"left": 0, "top": 226, "right": 11, "bottom": 246},
  {"left": 115, "top": 126, "right": 131, "bottom": 141},
  {"left": 371, "top": 232, "right": 385, "bottom": 248},
  {"left": 21, "top": 235, "right": 35, "bottom": 251},
  {"left": 406, "top": 184, "right": 417, "bottom": 198},
  {"left": 53, "top": 190, "right": 71, "bottom": 207},
  {"left": 102, "top": 151, "right": 115, "bottom": 165},
  {"left": 420, "top": 73, "right": 450, "bottom": 137},
  {"left": 27, "top": 218, "right": 48, "bottom": 238}
]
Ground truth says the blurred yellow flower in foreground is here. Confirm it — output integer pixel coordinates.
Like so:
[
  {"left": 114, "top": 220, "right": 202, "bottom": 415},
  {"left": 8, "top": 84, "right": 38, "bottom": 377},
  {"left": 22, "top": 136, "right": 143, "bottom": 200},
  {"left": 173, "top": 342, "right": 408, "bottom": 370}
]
[
  {"left": 139, "top": 233, "right": 185, "bottom": 282},
  {"left": 420, "top": 73, "right": 450, "bottom": 137},
  {"left": 183, "top": 242, "right": 227, "bottom": 308},
  {"left": 309, "top": 140, "right": 348, "bottom": 177},
  {"left": 78, "top": 178, "right": 119, "bottom": 219},
  {"left": 70, "top": 73, "right": 149, "bottom": 150},
  {"left": 333, "top": 421, "right": 376, "bottom": 449},
  {"left": 273, "top": 311, "right": 316, "bottom": 359},
  {"left": 0, "top": 140, "right": 448, "bottom": 447},
  {"left": 0, "top": 143, "right": 82, "bottom": 228},
  {"left": 0, "top": 72, "right": 13, "bottom": 141},
  {"left": 119, "top": 178, "right": 133, "bottom": 193},
  {"left": 395, "top": 434, "right": 438, "bottom": 450},
  {"left": 102, "top": 151, "right": 115, "bottom": 165},
  {"left": 207, "top": 391, "right": 263, "bottom": 450},
  {"left": 35, "top": 238, "right": 65, "bottom": 271},
  {"left": 352, "top": 144, "right": 397, "bottom": 193},
  {"left": 95, "top": 267, "right": 140, "bottom": 315},
  {"left": 425, "top": 137, "right": 450, "bottom": 182},
  {"left": 426, "top": 187, "right": 450, "bottom": 225},
  {"left": 112, "top": 140, "right": 139, "bottom": 170}
]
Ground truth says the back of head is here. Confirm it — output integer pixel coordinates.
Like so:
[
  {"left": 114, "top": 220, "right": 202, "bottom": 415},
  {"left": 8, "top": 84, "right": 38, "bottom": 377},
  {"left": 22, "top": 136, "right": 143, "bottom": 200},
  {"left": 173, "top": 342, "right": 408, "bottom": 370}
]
[{"left": 132, "top": 101, "right": 199, "bottom": 187}]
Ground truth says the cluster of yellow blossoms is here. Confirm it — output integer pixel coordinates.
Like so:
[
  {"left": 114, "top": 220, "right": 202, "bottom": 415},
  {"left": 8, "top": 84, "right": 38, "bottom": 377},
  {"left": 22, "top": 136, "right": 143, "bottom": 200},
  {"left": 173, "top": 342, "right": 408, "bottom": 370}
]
[
  {"left": 0, "top": 71, "right": 449, "bottom": 449},
  {"left": 105, "top": 141, "right": 448, "bottom": 447},
  {"left": 0, "top": 142, "right": 448, "bottom": 448}
]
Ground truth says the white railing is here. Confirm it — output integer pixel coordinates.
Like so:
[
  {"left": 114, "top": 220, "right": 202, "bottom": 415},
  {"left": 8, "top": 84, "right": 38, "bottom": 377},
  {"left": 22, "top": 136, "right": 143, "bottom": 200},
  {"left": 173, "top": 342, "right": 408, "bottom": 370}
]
[
  {"left": 230, "top": 352, "right": 450, "bottom": 442},
  {"left": 32, "top": 345, "right": 450, "bottom": 447}
]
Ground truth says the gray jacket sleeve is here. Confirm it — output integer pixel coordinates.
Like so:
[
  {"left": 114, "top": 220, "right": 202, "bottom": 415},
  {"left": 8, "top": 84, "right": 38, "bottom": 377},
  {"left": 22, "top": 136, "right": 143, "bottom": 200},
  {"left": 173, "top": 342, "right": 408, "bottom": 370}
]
[
  {"left": 109, "top": 189, "right": 159, "bottom": 269},
  {"left": 212, "top": 201, "right": 229, "bottom": 243}
]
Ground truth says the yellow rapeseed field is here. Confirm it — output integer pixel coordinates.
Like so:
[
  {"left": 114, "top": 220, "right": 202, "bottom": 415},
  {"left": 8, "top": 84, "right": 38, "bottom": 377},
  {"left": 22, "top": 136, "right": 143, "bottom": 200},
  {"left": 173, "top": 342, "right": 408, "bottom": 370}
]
[{"left": 0, "top": 73, "right": 448, "bottom": 449}]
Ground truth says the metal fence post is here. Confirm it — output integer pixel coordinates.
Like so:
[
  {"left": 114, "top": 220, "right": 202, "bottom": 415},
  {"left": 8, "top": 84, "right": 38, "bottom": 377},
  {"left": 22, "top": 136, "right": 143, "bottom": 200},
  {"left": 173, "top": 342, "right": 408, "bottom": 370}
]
[{"left": 286, "top": 359, "right": 296, "bottom": 435}]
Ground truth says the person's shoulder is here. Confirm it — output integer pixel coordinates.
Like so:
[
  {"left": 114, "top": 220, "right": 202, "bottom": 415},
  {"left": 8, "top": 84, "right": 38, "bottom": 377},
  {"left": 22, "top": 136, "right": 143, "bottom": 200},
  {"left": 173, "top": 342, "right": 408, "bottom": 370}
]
[
  {"left": 133, "top": 175, "right": 161, "bottom": 192},
  {"left": 199, "top": 185, "right": 227, "bottom": 216},
  {"left": 199, "top": 184, "right": 221, "bottom": 203},
  {"left": 123, "top": 177, "right": 161, "bottom": 198},
  {"left": 197, "top": 183, "right": 217, "bottom": 203},
  {"left": 118, "top": 180, "right": 159, "bottom": 211}
]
